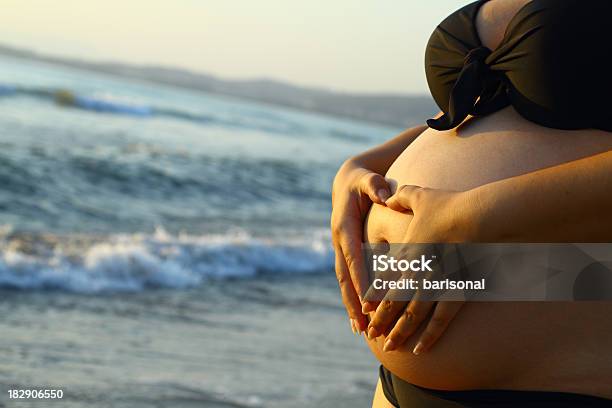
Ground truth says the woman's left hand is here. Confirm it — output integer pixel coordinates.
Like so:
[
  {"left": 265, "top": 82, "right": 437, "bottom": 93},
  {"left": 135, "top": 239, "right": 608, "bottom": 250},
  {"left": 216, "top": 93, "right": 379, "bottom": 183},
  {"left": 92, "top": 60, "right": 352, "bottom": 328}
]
[{"left": 364, "top": 185, "right": 482, "bottom": 354}]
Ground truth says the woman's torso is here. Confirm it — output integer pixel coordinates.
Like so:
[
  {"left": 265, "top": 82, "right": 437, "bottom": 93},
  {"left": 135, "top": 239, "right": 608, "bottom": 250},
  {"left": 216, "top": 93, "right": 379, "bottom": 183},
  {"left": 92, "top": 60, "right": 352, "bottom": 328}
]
[{"left": 364, "top": 107, "right": 612, "bottom": 398}]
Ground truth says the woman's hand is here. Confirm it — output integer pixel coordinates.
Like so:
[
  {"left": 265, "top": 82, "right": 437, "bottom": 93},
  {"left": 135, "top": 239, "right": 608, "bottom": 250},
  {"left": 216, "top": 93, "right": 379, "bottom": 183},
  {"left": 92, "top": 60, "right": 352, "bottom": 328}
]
[
  {"left": 385, "top": 185, "right": 481, "bottom": 242},
  {"left": 331, "top": 159, "right": 392, "bottom": 333},
  {"left": 329, "top": 124, "right": 427, "bottom": 333},
  {"left": 365, "top": 185, "right": 481, "bottom": 354}
]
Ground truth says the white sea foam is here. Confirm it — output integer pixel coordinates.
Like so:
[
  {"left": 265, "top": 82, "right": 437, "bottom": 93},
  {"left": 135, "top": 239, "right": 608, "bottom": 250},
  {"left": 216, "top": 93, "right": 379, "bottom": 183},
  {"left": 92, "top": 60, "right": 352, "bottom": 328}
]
[{"left": 0, "top": 227, "right": 334, "bottom": 293}]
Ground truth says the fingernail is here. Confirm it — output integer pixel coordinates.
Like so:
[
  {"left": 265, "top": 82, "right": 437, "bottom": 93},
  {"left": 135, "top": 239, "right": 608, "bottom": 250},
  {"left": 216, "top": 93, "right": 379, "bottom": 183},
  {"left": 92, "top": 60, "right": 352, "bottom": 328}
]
[
  {"left": 353, "top": 319, "right": 362, "bottom": 335},
  {"left": 377, "top": 189, "right": 390, "bottom": 203},
  {"left": 367, "top": 326, "right": 379, "bottom": 340},
  {"left": 383, "top": 338, "right": 396, "bottom": 352},
  {"left": 413, "top": 342, "right": 424, "bottom": 355},
  {"left": 352, "top": 319, "right": 361, "bottom": 333}
]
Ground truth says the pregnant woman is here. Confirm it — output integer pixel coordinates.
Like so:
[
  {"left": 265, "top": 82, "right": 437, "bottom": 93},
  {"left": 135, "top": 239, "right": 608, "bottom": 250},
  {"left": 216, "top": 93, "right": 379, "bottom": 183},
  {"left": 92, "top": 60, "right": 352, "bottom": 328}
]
[{"left": 331, "top": 0, "right": 612, "bottom": 406}]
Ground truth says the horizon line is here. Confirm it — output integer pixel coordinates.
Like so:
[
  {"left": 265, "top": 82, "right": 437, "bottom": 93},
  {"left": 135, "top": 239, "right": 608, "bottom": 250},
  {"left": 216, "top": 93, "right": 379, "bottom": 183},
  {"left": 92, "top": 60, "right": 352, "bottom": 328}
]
[{"left": 0, "top": 41, "right": 429, "bottom": 99}]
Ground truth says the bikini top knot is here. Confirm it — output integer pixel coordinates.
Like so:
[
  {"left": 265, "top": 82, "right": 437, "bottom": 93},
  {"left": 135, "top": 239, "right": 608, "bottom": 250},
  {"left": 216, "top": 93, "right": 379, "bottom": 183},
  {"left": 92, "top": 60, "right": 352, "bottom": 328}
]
[
  {"left": 464, "top": 46, "right": 491, "bottom": 68},
  {"left": 426, "top": 46, "right": 496, "bottom": 131}
]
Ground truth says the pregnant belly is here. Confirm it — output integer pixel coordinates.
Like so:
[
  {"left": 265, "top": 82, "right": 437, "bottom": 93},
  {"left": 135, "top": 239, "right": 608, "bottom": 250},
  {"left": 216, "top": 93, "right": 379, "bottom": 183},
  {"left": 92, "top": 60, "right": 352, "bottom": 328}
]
[{"left": 364, "top": 107, "right": 612, "bottom": 397}]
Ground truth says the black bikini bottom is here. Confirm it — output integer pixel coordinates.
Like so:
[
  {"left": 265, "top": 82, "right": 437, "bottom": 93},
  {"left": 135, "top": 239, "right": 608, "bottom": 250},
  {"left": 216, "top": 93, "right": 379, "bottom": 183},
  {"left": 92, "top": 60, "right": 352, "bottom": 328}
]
[{"left": 379, "top": 366, "right": 612, "bottom": 407}]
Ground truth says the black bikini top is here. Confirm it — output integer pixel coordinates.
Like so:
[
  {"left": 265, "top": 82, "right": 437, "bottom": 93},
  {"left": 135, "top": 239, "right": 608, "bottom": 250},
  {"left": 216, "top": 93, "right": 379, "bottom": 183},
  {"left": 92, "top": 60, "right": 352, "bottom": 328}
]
[{"left": 425, "top": 0, "right": 612, "bottom": 131}]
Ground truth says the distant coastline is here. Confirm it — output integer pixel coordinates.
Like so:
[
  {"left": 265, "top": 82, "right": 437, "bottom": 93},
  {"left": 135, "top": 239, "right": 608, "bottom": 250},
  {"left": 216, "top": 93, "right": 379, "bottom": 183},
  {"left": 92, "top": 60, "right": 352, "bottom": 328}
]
[{"left": 0, "top": 44, "right": 435, "bottom": 128}]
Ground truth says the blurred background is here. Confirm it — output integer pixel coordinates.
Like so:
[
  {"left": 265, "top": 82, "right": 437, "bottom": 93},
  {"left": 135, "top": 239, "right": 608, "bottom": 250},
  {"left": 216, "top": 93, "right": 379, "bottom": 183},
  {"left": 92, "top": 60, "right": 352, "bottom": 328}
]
[{"left": 0, "top": 1, "right": 462, "bottom": 407}]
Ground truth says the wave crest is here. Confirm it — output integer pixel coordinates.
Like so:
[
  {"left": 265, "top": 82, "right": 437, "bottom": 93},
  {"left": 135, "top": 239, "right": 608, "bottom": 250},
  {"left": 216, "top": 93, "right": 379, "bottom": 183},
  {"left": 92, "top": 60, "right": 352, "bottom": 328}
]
[{"left": 0, "top": 227, "right": 333, "bottom": 293}]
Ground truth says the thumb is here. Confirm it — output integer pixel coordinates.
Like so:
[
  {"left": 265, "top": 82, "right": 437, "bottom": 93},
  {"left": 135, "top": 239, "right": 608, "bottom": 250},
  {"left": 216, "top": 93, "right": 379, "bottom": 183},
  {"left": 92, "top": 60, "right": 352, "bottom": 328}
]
[
  {"left": 385, "top": 185, "right": 426, "bottom": 212},
  {"left": 358, "top": 172, "right": 390, "bottom": 204}
]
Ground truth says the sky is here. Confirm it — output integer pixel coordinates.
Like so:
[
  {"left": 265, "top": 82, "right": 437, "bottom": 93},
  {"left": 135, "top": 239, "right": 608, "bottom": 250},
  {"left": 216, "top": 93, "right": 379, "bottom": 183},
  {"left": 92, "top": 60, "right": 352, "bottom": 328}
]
[{"left": 0, "top": 0, "right": 467, "bottom": 94}]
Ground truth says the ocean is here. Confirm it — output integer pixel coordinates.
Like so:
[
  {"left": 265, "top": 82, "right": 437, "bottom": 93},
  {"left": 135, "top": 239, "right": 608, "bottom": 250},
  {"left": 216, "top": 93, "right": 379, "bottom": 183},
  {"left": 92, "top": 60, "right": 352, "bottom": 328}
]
[{"left": 0, "top": 54, "right": 403, "bottom": 407}]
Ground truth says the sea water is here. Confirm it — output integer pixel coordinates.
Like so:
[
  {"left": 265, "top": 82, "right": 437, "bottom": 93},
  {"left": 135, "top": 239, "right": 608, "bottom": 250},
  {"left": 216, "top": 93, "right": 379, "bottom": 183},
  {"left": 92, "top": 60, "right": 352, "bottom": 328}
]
[{"left": 0, "top": 54, "right": 407, "bottom": 407}]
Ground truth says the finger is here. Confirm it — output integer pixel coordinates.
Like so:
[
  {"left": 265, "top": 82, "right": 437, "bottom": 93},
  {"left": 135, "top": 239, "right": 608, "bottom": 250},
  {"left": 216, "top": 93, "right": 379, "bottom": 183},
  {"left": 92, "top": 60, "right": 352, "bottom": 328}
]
[
  {"left": 363, "top": 243, "right": 427, "bottom": 314},
  {"left": 367, "top": 297, "right": 408, "bottom": 340},
  {"left": 362, "top": 299, "right": 379, "bottom": 314},
  {"left": 366, "top": 251, "right": 423, "bottom": 338},
  {"left": 361, "top": 287, "right": 381, "bottom": 314},
  {"left": 335, "top": 248, "right": 368, "bottom": 332},
  {"left": 362, "top": 271, "right": 410, "bottom": 315},
  {"left": 337, "top": 226, "right": 369, "bottom": 306},
  {"left": 381, "top": 297, "right": 435, "bottom": 352},
  {"left": 332, "top": 205, "right": 368, "bottom": 302},
  {"left": 411, "top": 301, "right": 464, "bottom": 355},
  {"left": 358, "top": 172, "right": 391, "bottom": 204},
  {"left": 361, "top": 255, "right": 403, "bottom": 314},
  {"left": 385, "top": 185, "right": 426, "bottom": 212}
]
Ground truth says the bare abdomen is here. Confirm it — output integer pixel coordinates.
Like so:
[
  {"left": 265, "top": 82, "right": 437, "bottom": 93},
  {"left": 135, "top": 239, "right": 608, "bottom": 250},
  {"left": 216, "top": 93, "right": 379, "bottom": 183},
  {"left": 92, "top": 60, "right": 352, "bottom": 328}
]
[{"left": 363, "top": 107, "right": 612, "bottom": 397}]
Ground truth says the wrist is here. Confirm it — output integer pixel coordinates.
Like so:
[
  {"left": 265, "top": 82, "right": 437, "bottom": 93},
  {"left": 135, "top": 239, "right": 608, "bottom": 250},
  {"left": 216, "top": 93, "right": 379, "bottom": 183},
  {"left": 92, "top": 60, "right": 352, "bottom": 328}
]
[
  {"left": 464, "top": 185, "right": 514, "bottom": 243},
  {"left": 455, "top": 187, "right": 494, "bottom": 242},
  {"left": 333, "top": 159, "right": 375, "bottom": 200}
]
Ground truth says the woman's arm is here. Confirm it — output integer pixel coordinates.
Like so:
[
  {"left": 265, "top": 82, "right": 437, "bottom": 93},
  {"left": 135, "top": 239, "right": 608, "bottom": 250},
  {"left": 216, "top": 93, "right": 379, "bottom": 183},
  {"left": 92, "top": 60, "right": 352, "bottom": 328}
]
[
  {"left": 473, "top": 149, "right": 612, "bottom": 242},
  {"left": 331, "top": 124, "right": 428, "bottom": 332}
]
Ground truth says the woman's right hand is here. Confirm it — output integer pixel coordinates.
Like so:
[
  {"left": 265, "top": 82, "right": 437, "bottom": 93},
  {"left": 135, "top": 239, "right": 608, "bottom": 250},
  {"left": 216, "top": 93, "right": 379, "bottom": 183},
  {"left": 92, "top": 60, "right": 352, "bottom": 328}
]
[{"left": 331, "top": 159, "right": 391, "bottom": 333}]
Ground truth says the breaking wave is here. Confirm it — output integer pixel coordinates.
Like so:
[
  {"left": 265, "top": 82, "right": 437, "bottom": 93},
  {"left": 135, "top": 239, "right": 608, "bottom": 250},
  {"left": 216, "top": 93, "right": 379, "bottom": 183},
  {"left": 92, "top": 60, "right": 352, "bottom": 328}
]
[{"left": 0, "top": 226, "right": 333, "bottom": 293}]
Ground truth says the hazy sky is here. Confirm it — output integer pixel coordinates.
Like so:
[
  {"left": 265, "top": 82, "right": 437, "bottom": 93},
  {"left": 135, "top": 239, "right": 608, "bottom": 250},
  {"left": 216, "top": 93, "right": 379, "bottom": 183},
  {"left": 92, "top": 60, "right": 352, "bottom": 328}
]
[{"left": 0, "top": 0, "right": 467, "bottom": 94}]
